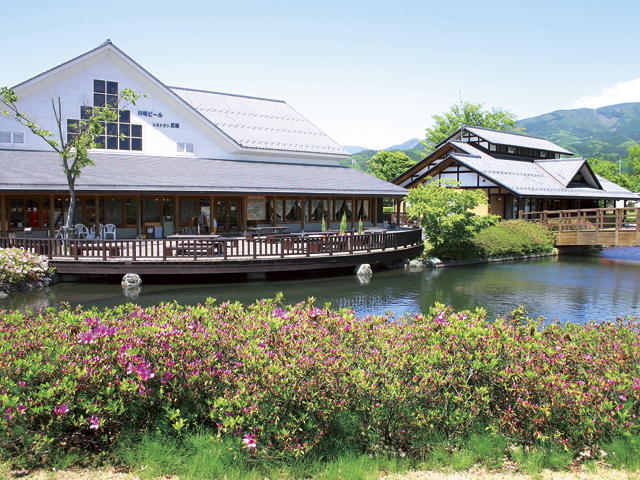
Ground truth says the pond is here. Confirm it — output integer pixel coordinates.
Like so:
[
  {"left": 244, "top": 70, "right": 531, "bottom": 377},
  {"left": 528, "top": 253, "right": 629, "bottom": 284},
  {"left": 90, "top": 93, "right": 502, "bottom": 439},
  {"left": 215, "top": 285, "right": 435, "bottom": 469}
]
[{"left": 2, "top": 248, "right": 640, "bottom": 323}]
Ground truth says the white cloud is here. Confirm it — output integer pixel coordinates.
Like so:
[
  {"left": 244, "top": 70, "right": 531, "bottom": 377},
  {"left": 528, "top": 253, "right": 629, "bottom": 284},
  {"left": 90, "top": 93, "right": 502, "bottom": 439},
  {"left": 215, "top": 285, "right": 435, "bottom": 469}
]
[{"left": 573, "top": 77, "right": 640, "bottom": 109}]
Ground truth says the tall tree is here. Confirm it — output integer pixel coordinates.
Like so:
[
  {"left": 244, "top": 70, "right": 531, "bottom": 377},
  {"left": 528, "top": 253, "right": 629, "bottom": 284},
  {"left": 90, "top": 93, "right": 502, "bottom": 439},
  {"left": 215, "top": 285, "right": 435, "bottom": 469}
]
[
  {"left": 421, "top": 102, "right": 519, "bottom": 152},
  {"left": 628, "top": 143, "right": 640, "bottom": 176},
  {"left": 367, "top": 150, "right": 416, "bottom": 182},
  {"left": 1, "top": 87, "right": 145, "bottom": 236}
]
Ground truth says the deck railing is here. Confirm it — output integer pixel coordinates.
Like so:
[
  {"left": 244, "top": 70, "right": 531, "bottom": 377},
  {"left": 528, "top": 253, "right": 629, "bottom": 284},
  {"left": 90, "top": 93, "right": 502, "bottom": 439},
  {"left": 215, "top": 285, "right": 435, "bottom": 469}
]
[
  {"left": 519, "top": 207, "right": 640, "bottom": 246},
  {"left": 0, "top": 228, "right": 424, "bottom": 262}
]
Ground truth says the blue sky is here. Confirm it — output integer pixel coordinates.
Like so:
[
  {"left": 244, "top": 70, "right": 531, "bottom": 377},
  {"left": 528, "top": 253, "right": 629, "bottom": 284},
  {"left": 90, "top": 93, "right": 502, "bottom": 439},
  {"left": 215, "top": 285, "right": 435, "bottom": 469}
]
[{"left": 2, "top": 0, "right": 640, "bottom": 150}]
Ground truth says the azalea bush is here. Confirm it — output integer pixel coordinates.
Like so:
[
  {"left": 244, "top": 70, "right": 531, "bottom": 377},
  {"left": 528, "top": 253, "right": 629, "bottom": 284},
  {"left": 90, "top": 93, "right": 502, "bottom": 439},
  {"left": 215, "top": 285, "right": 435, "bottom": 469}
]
[
  {"left": 0, "top": 248, "right": 51, "bottom": 286},
  {"left": 1, "top": 297, "right": 639, "bottom": 467},
  {"left": 472, "top": 220, "right": 557, "bottom": 257}
]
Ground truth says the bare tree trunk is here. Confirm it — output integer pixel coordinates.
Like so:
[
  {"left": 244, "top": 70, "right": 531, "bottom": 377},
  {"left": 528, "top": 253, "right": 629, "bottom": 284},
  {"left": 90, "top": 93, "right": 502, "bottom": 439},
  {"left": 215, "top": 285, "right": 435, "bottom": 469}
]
[{"left": 65, "top": 173, "right": 76, "bottom": 239}]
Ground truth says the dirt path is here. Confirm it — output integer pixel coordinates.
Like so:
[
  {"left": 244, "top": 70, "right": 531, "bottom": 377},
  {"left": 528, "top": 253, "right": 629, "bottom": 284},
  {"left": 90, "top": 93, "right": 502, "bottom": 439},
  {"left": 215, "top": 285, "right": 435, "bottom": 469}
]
[{"left": 6, "top": 467, "right": 639, "bottom": 480}]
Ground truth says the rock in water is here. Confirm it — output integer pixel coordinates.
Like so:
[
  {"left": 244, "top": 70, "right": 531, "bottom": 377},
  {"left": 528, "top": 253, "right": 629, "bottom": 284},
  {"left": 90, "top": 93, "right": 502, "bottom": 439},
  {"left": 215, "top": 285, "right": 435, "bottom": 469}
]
[{"left": 121, "top": 273, "right": 142, "bottom": 286}]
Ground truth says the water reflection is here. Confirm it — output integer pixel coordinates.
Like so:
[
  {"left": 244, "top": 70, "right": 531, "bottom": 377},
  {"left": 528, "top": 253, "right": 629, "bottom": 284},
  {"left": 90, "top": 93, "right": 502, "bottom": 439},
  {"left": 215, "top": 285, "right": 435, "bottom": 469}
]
[{"left": 1, "top": 248, "right": 639, "bottom": 323}]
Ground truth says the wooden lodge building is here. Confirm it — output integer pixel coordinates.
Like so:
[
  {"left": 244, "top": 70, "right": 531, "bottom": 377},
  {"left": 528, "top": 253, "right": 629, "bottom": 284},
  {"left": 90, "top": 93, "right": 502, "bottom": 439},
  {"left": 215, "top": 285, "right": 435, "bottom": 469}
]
[
  {"left": 0, "top": 41, "right": 407, "bottom": 239},
  {"left": 393, "top": 126, "right": 640, "bottom": 218}
]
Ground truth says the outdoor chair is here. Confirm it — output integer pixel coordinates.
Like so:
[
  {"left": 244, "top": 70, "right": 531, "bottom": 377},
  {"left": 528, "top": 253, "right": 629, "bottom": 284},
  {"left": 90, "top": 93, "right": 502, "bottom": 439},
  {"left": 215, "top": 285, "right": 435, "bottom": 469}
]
[
  {"left": 104, "top": 224, "right": 117, "bottom": 240},
  {"left": 74, "top": 224, "right": 90, "bottom": 239}
]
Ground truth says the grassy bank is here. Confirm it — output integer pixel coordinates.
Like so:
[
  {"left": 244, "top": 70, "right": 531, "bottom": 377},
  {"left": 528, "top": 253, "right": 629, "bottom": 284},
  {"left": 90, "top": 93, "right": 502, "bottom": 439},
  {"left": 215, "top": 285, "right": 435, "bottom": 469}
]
[{"left": 1, "top": 297, "right": 639, "bottom": 477}]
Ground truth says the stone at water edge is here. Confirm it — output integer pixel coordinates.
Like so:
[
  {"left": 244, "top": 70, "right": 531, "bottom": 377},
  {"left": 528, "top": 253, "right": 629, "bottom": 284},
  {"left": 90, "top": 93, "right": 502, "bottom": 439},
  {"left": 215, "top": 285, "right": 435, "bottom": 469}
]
[
  {"left": 247, "top": 272, "right": 267, "bottom": 281},
  {"left": 355, "top": 264, "right": 373, "bottom": 276},
  {"left": 408, "top": 259, "right": 424, "bottom": 268},
  {"left": 121, "top": 273, "right": 142, "bottom": 286},
  {"left": 424, "top": 257, "right": 443, "bottom": 267}
]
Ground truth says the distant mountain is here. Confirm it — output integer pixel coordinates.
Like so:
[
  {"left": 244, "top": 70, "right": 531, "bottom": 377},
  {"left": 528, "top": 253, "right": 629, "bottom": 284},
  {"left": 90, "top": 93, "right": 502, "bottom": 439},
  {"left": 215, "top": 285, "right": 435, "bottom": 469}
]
[
  {"left": 518, "top": 102, "right": 640, "bottom": 159},
  {"left": 342, "top": 145, "right": 371, "bottom": 155},
  {"left": 386, "top": 138, "right": 420, "bottom": 151}
]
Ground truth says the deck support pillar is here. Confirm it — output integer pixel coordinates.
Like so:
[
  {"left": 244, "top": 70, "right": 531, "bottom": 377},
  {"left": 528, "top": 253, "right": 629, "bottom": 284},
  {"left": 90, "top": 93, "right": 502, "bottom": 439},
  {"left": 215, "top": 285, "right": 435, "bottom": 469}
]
[{"left": 0, "top": 195, "right": 6, "bottom": 237}]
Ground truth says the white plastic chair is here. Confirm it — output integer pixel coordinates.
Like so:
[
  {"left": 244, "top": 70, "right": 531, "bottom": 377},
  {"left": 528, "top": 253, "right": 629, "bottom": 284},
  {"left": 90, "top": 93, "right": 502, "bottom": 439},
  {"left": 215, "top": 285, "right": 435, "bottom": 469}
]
[
  {"left": 74, "top": 224, "right": 90, "bottom": 239},
  {"left": 88, "top": 225, "right": 97, "bottom": 239},
  {"left": 104, "top": 224, "right": 117, "bottom": 240}
]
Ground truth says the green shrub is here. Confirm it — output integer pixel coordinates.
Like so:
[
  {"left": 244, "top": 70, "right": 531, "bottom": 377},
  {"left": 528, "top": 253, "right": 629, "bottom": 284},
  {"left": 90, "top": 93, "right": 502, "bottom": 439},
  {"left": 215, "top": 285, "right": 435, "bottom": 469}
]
[{"left": 472, "top": 219, "right": 556, "bottom": 257}]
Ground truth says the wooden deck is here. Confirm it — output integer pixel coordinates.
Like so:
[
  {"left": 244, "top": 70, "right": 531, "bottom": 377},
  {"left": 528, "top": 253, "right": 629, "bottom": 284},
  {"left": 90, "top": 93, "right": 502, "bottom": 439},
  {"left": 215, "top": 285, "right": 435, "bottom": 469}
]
[
  {"left": 521, "top": 207, "right": 640, "bottom": 246},
  {"left": 0, "top": 228, "right": 424, "bottom": 275}
]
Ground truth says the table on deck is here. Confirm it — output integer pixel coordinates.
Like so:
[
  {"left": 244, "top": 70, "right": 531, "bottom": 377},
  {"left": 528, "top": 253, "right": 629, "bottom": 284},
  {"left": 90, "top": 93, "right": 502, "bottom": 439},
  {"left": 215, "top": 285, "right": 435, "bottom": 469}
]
[
  {"left": 166, "top": 234, "right": 222, "bottom": 256},
  {"left": 247, "top": 226, "right": 291, "bottom": 238}
]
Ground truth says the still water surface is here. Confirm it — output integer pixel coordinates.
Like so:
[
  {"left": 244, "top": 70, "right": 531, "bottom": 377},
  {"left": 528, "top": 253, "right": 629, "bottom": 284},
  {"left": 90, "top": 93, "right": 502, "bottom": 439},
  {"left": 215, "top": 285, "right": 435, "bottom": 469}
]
[{"left": 2, "top": 248, "right": 640, "bottom": 323}]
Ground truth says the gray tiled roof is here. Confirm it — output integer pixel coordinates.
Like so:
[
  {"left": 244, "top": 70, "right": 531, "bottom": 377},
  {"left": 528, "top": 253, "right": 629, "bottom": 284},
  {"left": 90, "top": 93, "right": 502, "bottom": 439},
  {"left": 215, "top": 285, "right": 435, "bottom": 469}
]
[
  {"left": 171, "top": 88, "right": 349, "bottom": 156},
  {"left": 450, "top": 143, "right": 639, "bottom": 200},
  {"left": 535, "top": 159, "right": 596, "bottom": 188},
  {"left": 464, "top": 126, "right": 574, "bottom": 155},
  {"left": 0, "top": 150, "right": 406, "bottom": 197}
]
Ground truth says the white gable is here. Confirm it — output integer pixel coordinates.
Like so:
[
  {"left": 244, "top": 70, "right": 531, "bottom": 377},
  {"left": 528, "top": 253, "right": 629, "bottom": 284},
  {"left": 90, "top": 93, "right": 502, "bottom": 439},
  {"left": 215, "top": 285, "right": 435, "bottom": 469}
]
[{"left": 1, "top": 42, "right": 347, "bottom": 166}]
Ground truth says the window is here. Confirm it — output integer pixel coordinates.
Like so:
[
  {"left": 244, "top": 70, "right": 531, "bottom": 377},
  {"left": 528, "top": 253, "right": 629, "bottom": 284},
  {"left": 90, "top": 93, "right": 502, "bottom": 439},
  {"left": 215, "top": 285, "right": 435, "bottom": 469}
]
[
  {"left": 0, "top": 130, "right": 25, "bottom": 144},
  {"left": 177, "top": 142, "right": 195, "bottom": 154},
  {"left": 67, "top": 79, "right": 143, "bottom": 151}
]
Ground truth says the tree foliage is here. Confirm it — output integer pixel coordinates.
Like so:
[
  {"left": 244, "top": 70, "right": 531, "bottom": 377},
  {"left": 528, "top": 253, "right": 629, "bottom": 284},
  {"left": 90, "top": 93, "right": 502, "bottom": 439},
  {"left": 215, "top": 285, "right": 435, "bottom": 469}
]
[
  {"left": 588, "top": 148, "right": 640, "bottom": 192},
  {"left": 1, "top": 87, "right": 145, "bottom": 235},
  {"left": 366, "top": 150, "right": 416, "bottom": 182},
  {"left": 421, "top": 102, "right": 519, "bottom": 152},
  {"left": 406, "top": 178, "right": 497, "bottom": 260}
]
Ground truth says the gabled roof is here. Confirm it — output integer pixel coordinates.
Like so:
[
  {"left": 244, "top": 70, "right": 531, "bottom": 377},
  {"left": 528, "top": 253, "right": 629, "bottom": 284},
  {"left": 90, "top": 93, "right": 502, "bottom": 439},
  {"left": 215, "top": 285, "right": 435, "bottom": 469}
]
[
  {"left": 445, "top": 143, "right": 639, "bottom": 200},
  {"left": 171, "top": 88, "right": 349, "bottom": 156},
  {"left": 10, "top": 41, "right": 349, "bottom": 158},
  {"left": 463, "top": 126, "right": 574, "bottom": 155},
  {"left": 535, "top": 159, "right": 601, "bottom": 189},
  {"left": 433, "top": 125, "right": 573, "bottom": 155},
  {"left": 0, "top": 150, "right": 406, "bottom": 197}
]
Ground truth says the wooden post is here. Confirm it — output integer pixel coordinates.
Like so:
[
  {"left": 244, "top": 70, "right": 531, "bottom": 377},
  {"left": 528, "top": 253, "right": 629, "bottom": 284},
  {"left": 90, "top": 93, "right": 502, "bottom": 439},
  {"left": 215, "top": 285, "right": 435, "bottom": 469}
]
[
  {"left": 273, "top": 197, "right": 278, "bottom": 226},
  {"left": 301, "top": 197, "right": 306, "bottom": 231},
  {"left": 214, "top": 195, "right": 217, "bottom": 234},
  {"left": 351, "top": 196, "right": 356, "bottom": 230},
  {"left": 49, "top": 194, "right": 55, "bottom": 238},
  {"left": 373, "top": 197, "right": 378, "bottom": 227},
  {"left": 242, "top": 197, "right": 248, "bottom": 234},
  {"left": 95, "top": 195, "right": 100, "bottom": 238},
  {"left": 0, "top": 195, "right": 6, "bottom": 237},
  {"left": 175, "top": 196, "right": 180, "bottom": 235},
  {"left": 396, "top": 198, "right": 401, "bottom": 227}
]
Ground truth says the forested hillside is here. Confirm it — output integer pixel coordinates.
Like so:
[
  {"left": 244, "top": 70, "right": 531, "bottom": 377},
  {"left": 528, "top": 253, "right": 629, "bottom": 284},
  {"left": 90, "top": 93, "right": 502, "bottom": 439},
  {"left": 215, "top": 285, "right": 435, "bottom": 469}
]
[{"left": 518, "top": 102, "right": 640, "bottom": 159}]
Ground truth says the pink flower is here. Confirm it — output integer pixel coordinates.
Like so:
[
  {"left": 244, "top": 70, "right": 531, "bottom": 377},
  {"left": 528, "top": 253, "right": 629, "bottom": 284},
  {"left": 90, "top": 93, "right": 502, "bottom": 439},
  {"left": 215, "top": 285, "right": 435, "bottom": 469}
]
[
  {"left": 137, "top": 364, "right": 155, "bottom": 382},
  {"left": 242, "top": 433, "right": 257, "bottom": 452},
  {"left": 54, "top": 404, "right": 69, "bottom": 415},
  {"left": 89, "top": 416, "right": 100, "bottom": 430}
]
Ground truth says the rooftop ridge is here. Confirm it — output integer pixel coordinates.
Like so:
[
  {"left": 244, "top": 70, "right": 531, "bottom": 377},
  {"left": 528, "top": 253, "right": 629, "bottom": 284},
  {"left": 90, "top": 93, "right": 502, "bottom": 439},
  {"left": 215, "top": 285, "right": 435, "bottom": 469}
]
[{"left": 169, "top": 86, "right": 286, "bottom": 104}]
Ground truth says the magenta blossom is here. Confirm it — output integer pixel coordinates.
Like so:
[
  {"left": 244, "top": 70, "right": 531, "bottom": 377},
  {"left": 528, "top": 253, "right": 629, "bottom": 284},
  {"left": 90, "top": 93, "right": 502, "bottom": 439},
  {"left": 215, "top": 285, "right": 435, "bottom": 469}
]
[
  {"left": 242, "top": 433, "right": 257, "bottom": 452},
  {"left": 137, "top": 364, "right": 155, "bottom": 382},
  {"left": 54, "top": 404, "right": 69, "bottom": 415},
  {"left": 88, "top": 416, "right": 100, "bottom": 430}
]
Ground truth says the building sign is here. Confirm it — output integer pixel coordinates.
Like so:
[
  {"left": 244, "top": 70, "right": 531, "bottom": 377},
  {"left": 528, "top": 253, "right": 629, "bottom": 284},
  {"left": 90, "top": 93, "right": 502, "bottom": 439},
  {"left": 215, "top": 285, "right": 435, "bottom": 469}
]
[
  {"left": 138, "top": 110, "right": 180, "bottom": 129},
  {"left": 138, "top": 110, "right": 163, "bottom": 118},
  {"left": 247, "top": 196, "right": 266, "bottom": 221}
]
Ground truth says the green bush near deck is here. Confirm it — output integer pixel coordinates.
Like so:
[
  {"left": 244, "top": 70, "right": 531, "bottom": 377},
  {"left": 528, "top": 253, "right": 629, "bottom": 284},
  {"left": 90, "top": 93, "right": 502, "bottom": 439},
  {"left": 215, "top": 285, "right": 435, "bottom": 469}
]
[
  {"left": 1, "top": 297, "right": 639, "bottom": 472},
  {"left": 471, "top": 219, "right": 557, "bottom": 257}
]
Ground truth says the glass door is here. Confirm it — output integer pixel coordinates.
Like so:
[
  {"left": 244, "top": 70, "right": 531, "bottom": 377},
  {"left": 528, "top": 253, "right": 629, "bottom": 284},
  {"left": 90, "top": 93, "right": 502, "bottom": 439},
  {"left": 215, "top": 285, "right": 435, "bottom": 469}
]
[{"left": 216, "top": 198, "right": 241, "bottom": 233}]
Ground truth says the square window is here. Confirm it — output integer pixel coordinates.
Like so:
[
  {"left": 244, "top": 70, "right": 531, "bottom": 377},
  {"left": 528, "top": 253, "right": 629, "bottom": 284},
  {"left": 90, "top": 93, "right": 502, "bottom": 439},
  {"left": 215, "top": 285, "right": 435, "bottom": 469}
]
[
  {"left": 119, "top": 124, "right": 130, "bottom": 136},
  {"left": 107, "top": 123, "right": 118, "bottom": 136},
  {"left": 94, "top": 93, "right": 105, "bottom": 107},
  {"left": 131, "top": 124, "right": 142, "bottom": 137},
  {"left": 131, "top": 138, "right": 142, "bottom": 151},
  {"left": 107, "top": 95, "right": 118, "bottom": 108},
  {"left": 106, "top": 136, "right": 118, "bottom": 149},
  {"left": 119, "top": 137, "right": 130, "bottom": 150},
  {"left": 81, "top": 106, "right": 93, "bottom": 119},
  {"left": 94, "top": 136, "right": 105, "bottom": 149},
  {"left": 67, "top": 133, "right": 76, "bottom": 144},
  {"left": 107, "top": 81, "right": 118, "bottom": 94},
  {"left": 67, "top": 119, "right": 79, "bottom": 134},
  {"left": 119, "top": 110, "right": 130, "bottom": 123},
  {"left": 94, "top": 80, "right": 106, "bottom": 93}
]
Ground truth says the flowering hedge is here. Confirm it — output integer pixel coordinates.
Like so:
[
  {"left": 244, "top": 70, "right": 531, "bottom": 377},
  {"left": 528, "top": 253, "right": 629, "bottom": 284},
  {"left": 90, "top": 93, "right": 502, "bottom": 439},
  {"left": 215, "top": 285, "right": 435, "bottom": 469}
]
[
  {"left": 1, "top": 298, "right": 639, "bottom": 463},
  {"left": 0, "top": 248, "right": 51, "bottom": 286}
]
